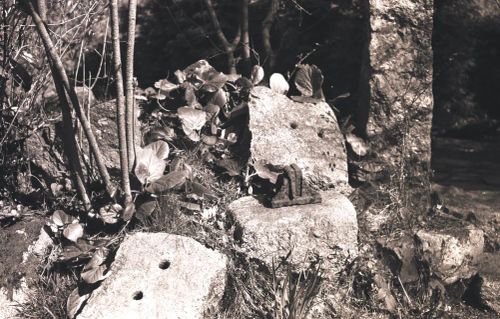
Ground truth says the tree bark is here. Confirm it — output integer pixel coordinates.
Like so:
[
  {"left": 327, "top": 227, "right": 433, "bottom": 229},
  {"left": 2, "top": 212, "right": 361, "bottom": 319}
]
[
  {"left": 24, "top": 0, "right": 111, "bottom": 205},
  {"left": 262, "top": 0, "right": 278, "bottom": 72},
  {"left": 241, "top": 0, "right": 251, "bottom": 76},
  {"left": 109, "top": 0, "right": 132, "bottom": 204},
  {"left": 125, "top": 0, "right": 137, "bottom": 172},
  {"left": 205, "top": 0, "right": 241, "bottom": 74}
]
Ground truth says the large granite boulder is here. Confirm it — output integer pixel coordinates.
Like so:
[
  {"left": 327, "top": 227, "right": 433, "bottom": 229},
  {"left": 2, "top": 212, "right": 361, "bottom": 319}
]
[
  {"left": 228, "top": 191, "right": 358, "bottom": 272},
  {"left": 248, "top": 86, "right": 348, "bottom": 191},
  {"left": 78, "top": 233, "right": 227, "bottom": 319}
]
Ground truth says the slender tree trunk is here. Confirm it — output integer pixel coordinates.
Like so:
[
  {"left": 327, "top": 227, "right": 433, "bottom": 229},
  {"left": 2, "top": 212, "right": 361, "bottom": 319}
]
[
  {"left": 125, "top": 0, "right": 137, "bottom": 172},
  {"left": 38, "top": 0, "right": 90, "bottom": 210},
  {"left": 241, "top": 0, "right": 251, "bottom": 77},
  {"left": 205, "top": 0, "right": 241, "bottom": 74},
  {"left": 109, "top": 0, "right": 132, "bottom": 204},
  {"left": 227, "top": 50, "right": 237, "bottom": 75},
  {"left": 262, "top": 0, "right": 278, "bottom": 72},
  {"left": 25, "top": 0, "right": 115, "bottom": 198}
]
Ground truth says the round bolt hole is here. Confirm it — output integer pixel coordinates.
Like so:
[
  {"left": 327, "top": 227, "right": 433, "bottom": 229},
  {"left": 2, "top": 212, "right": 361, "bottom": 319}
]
[
  {"left": 290, "top": 122, "right": 298, "bottom": 129},
  {"left": 132, "top": 291, "right": 143, "bottom": 300},
  {"left": 159, "top": 260, "right": 171, "bottom": 270}
]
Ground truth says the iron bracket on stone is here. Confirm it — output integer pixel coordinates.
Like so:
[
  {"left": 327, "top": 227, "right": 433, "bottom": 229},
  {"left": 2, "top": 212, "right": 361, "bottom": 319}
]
[{"left": 267, "top": 164, "right": 321, "bottom": 208}]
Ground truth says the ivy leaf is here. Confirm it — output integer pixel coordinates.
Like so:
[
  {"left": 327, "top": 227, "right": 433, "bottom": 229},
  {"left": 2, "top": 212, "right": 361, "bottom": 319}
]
[
  {"left": 52, "top": 210, "right": 75, "bottom": 226},
  {"left": 174, "top": 69, "right": 186, "bottom": 84},
  {"left": 269, "top": 73, "right": 289, "bottom": 95},
  {"left": 154, "top": 79, "right": 179, "bottom": 92},
  {"left": 81, "top": 247, "right": 110, "bottom": 284},
  {"left": 63, "top": 223, "right": 84, "bottom": 242},
  {"left": 209, "top": 89, "right": 227, "bottom": 108},
  {"left": 146, "top": 140, "right": 170, "bottom": 160},
  {"left": 134, "top": 145, "right": 167, "bottom": 184},
  {"left": 294, "top": 64, "right": 325, "bottom": 100},
  {"left": 67, "top": 287, "right": 90, "bottom": 319},
  {"left": 143, "top": 126, "right": 175, "bottom": 144},
  {"left": 253, "top": 161, "right": 280, "bottom": 184},
  {"left": 251, "top": 65, "right": 264, "bottom": 85},
  {"left": 200, "top": 73, "right": 227, "bottom": 93},
  {"left": 145, "top": 170, "right": 190, "bottom": 195},
  {"left": 178, "top": 107, "right": 207, "bottom": 141}
]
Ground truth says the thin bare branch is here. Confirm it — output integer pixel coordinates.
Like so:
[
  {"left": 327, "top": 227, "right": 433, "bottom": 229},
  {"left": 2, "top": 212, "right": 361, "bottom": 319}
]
[{"left": 109, "top": 0, "right": 132, "bottom": 204}]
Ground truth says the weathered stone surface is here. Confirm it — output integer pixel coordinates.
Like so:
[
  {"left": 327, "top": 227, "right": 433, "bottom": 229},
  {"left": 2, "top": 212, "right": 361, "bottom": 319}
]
[
  {"left": 228, "top": 191, "right": 358, "bottom": 271},
  {"left": 78, "top": 232, "right": 227, "bottom": 319},
  {"left": 415, "top": 226, "right": 484, "bottom": 284},
  {"left": 357, "top": 0, "right": 434, "bottom": 208},
  {"left": 248, "top": 86, "right": 348, "bottom": 190}
]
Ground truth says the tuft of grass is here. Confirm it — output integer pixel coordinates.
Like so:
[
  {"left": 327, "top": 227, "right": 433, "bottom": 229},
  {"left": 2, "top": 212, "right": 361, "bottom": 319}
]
[{"left": 17, "top": 271, "right": 77, "bottom": 319}]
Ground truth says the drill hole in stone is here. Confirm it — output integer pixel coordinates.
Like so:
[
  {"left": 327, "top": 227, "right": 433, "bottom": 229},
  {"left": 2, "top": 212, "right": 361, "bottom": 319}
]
[
  {"left": 159, "top": 260, "right": 171, "bottom": 270},
  {"left": 290, "top": 122, "right": 299, "bottom": 129},
  {"left": 132, "top": 291, "right": 143, "bottom": 300}
]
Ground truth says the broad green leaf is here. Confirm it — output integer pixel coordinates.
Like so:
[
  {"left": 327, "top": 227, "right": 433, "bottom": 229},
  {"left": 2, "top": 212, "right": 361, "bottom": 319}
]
[
  {"left": 178, "top": 107, "right": 207, "bottom": 141},
  {"left": 85, "top": 247, "right": 109, "bottom": 269},
  {"left": 63, "top": 223, "right": 84, "bottom": 242},
  {"left": 143, "top": 126, "right": 175, "bottom": 144},
  {"left": 174, "top": 69, "right": 186, "bottom": 83},
  {"left": 294, "top": 64, "right": 325, "bottom": 100},
  {"left": 67, "top": 287, "right": 90, "bottom": 319},
  {"left": 52, "top": 210, "right": 75, "bottom": 226},
  {"left": 178, "top": 107, "right": 207, "bottom": 131},
  {"left": 81, "top": 248, "right": 110, "bottom": 284},
  {"left": 209, "top": 89, "right": 227, "bottom": 108},
  {"left": 251, "top": 65, "right": 264, "bottom": 85},
  {"left": 269, "top": 73, "right": 289, "bottom": 95},
  {"left": 145, "top": 170, "right": 189, "bottom": 194},
  {"left": 154, "top": 79, "right": 178, "bottom": 92},
  {"left": 81, "top": 264, "right": 107, "bottom": 284},
  {"left": 50, "top": 183, "right": 64, "bottom": 197},
  {"left": 134, "top": 146, "right": 167, "bottom": 184},
  {"left": 147, "top": 140, "right": 170, "bottom": 160}
]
